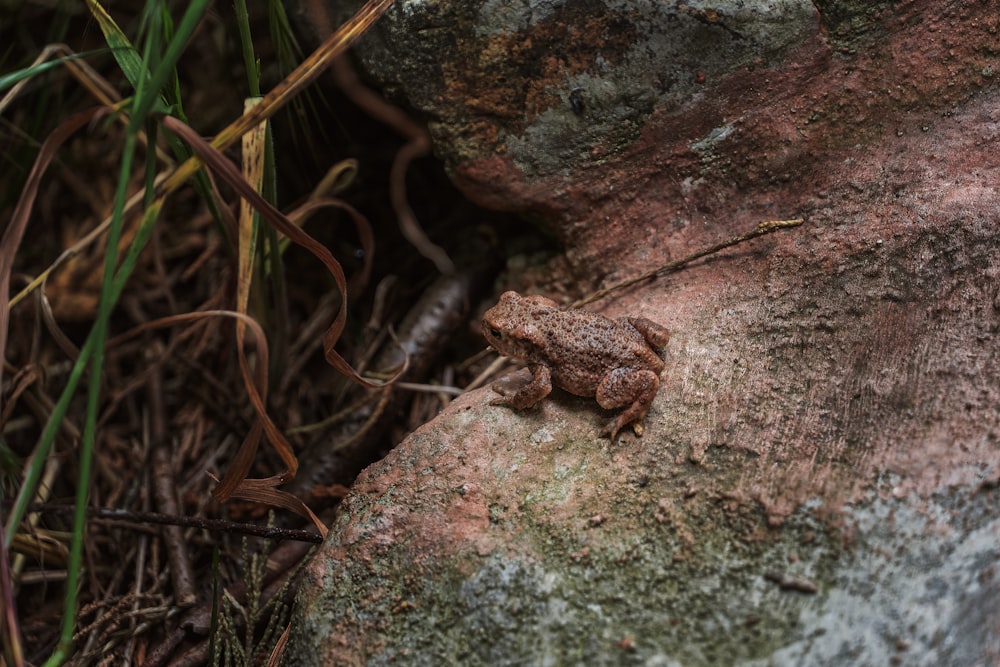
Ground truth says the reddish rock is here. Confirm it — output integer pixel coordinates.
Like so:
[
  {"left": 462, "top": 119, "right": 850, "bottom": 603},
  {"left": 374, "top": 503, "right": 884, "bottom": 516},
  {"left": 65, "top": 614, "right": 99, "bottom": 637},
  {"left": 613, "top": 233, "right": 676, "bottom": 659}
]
[
  {"left": 289, "top": 0, "right": 1000, "bottom": 663},
  {"left": 311, "top": 0, "right": 998, "bottom": 269}
]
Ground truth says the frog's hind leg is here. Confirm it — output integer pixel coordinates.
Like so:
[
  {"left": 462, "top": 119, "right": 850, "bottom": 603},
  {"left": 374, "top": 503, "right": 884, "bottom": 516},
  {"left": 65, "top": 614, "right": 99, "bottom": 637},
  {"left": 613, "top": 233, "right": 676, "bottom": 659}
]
[
  {"left": 595, "top": 368, "right": 660, "bottom": 440},
  {"left": 626, "top": 317, "right": 670, "bottom": 350}
]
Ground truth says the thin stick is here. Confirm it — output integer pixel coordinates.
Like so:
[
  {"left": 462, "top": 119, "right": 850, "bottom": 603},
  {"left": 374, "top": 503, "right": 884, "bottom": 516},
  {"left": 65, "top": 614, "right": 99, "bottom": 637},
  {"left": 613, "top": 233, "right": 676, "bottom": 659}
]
[
  {"left": 24, "top": 505, "right": 323, "bottom": 544},
  {"left": 571, "top": 218, "right": 804, "bottom": 308},
  {"left": 146, "top": 343, "right": 198, "bottom": 607}
]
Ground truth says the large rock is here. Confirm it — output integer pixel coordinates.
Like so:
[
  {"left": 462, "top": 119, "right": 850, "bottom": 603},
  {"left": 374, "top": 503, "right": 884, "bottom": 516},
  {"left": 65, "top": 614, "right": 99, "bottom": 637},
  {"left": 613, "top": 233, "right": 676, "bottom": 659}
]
[
  {"left": 344, "top": 0, "right": 818, "bottom": 178},
  {"left": 287, "top": 0, "right": 1000, "bottom": 663},
  {"left": 303, "top": 0, "right": 997, "bottom": 269},
  {"left": 287, "top": 92, "right": 1000, "bottom": 658}
]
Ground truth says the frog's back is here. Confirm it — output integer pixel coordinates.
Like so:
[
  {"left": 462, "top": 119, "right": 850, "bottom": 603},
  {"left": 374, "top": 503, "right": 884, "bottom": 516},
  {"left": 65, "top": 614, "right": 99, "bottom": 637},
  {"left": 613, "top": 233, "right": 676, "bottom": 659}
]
[{"left": 540, "top": 310, "right": 662, "bottom": 396}]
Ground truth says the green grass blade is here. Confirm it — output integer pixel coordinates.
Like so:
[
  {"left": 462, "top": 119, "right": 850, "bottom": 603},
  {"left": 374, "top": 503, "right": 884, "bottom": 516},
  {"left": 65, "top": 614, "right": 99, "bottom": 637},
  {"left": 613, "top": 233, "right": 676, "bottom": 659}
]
[
  {"left": 130, "top": 0, "right": 211, "bottom": 128},
  {"left": 0, "top": 51, "right": 99, "bottom": 93},
  {"left": 234, "top": 0, "right": 262, "bottom": 97},
  {"left": 7, "top": 34, "right": 170, "bottom": 657},
  {"left": 83, "top": 0, "right": 151, "bottom": 100},
  {"left": 42, "top": 120, "right": 140, "bottom": 667}
]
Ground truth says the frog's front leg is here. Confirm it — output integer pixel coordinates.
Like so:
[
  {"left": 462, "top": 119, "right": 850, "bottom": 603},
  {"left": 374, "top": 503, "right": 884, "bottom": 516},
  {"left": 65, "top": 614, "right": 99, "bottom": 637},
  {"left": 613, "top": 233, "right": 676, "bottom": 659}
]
[
  {"left": 491, "top": 363, "right": 552, "bottom": 410},
  {"left": 595, "top": 368, "right": 660, "bottom": 440}
]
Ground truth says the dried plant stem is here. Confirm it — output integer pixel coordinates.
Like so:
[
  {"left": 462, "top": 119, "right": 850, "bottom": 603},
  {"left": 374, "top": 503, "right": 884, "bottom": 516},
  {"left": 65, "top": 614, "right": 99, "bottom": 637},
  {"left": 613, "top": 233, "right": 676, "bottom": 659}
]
[
  {"left": 25, "top": 505, "right": 323, "bottom": 544},
  {"left": 8, "top": 0, "right": 396, "bottom": 312},
  {"left": 571, "top": 218, "right": 804, "bottom": 308},
  {"left": 146, "top": 345, "right": 197, "bottom": 608}
]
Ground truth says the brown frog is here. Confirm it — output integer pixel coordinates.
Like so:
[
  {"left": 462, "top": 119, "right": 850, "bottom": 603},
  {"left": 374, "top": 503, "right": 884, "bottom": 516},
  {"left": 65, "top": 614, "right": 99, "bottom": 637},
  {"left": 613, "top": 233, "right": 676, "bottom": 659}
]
[{"left": 482, "top": 291, "right": 670, "bottom": 440}]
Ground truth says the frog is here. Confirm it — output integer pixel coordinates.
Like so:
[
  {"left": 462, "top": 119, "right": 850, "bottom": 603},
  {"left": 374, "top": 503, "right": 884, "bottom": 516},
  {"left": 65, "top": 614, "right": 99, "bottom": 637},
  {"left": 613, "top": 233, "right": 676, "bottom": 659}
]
[{"left": 481, "top": 291, "right": 670, "bottom": 440}]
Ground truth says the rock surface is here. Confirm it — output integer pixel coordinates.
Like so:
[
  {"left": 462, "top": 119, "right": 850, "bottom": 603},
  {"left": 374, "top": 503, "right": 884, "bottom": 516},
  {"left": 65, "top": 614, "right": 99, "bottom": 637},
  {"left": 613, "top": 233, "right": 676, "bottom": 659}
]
[
  {"left": 308, "top": 0, "right": 998, "bottom": 269},
  {"left": 288, "top": 196, "right": 1000, "bottom": 662},
  {"left": 287, "top": 0, "right": 1000, "bottom": 664}
]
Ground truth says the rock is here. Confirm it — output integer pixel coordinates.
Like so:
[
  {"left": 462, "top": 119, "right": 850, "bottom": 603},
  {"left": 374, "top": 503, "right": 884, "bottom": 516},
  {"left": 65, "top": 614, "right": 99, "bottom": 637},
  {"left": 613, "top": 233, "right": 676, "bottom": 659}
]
[
  {"left": 287, "top": 116, "right": 1000, "bottom": 658},
  {"left": 302, "top": 0, "right": 997, "bottom": 270},
  {"left": 287, "top": 0, "right": 1000, "bottom": 663},
  {"left": 343, "top": 0, "right": 818, "bottom": 180}
]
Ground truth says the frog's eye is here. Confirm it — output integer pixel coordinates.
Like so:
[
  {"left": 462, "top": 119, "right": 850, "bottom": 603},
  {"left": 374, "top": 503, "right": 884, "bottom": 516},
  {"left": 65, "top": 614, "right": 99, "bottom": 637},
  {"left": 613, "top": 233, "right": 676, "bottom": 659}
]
[{"left": 486, "top": 325, "right": 503, "bottom": 340}]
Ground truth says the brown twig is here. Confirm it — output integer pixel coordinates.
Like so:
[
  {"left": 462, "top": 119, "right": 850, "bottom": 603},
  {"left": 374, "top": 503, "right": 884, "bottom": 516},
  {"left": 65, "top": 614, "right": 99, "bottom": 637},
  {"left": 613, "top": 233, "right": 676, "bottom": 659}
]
[
  {"left": 570, "top": 218, "right": 805, "bottom": 308},
  {"left": 146, "top": 344, "right": 197, "bottom": 608},
  {"left": 23, "top": 505, "right": 323, "bottom": 544}
]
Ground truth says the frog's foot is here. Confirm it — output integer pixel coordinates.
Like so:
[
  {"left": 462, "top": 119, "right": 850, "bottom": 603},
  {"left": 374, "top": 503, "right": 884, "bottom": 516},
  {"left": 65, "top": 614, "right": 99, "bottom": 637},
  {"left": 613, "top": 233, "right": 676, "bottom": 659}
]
[
  {"left": 490, "top": 364, "right": 552, "bottom": 410},
  {"left": 596, "top": 368, "right": 660, "bottom": 441},
  {"left": 600, "top": 411, "right": 645, "bottom": 441}
]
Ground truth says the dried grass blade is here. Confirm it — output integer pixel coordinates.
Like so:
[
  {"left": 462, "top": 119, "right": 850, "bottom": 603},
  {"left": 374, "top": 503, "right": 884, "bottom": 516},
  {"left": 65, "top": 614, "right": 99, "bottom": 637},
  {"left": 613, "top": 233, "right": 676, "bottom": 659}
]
[
  {"left": 266, "top": 623, "right": 292, "bottom": 667},
  {"left": 159, "top": 114, "right": 406, "bottom": 389},
  {"left": 237, "top": 97, "right": 266, "bottom": 319},
  {"left": 105, "top": 308, "right": 291, "bottom": 499},
  {"left": 285, "top": 197, "right": 375, "bottom": 296},
  {"left": 107, "top": 309, "right": 327, "bottom": 532},
  {"left": 222, "top": 481, "right": 327, "bottom": 538},
  {"left": 208, "top": 0, "right": 395, "bottom": 155},
  {"left": 235, "top": 100, "right": 267, "bottom": 469},
  {"left": 0, "top": 107, "right": 111, "bottom": 402},
  {"left": 10, "top": 0, "right": 394, "bottom": 313}
]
